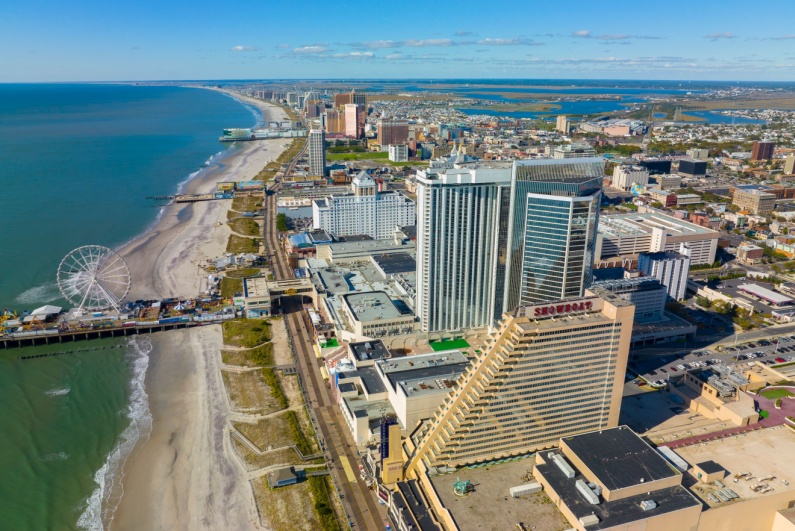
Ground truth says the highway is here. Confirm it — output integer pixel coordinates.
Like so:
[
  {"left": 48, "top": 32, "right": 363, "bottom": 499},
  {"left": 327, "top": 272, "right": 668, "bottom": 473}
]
[{"left": 263, "top": 181, "right": 384, "bottom": 531}]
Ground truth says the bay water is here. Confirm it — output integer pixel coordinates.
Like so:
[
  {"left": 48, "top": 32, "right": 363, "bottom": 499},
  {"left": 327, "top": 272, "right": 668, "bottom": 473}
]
[{"left": 0, "top": 84, "right": 256, "bottom": 529}]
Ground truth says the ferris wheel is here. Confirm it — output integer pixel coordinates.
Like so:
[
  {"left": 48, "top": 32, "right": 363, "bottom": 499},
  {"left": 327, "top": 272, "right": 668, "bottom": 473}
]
[{"left": 57, "top": 245, "right": 131, "bottom": 312}]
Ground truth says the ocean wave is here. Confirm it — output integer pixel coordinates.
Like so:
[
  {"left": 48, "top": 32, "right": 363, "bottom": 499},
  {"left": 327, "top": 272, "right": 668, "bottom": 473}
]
[
  {"left": 15, "top": 283, "right": 62, "bottom": 305},
  {"left": 45, "top": 386, "right": 70, "bottom": 397},
  {"left": 77, "top": 336, "right": 153, "bottom": 531},
  {"left": 41, "top": 452, "right": 70, "bottom": 462}
]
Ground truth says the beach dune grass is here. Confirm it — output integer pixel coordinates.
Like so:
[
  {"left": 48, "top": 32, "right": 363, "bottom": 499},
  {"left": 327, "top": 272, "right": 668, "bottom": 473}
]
[
  {"left": 220, "top": 277, "right": 243, "bottom": 298},
  {"left": 229, "top": 217, "right": 261, "bottom": 237},
  {"left": 221, "top": 343, "right": 274, "bottom": 367},
  {"left": 231, "top": 195, "right": 263, "bottom": 212},
  {"left": 226, "top": 234, "right": 260, "bottom": 254},
  {"left": 222, "top": 319, "right": 272, "bottom": 348},
  {"left": 262, "top": 368, "right": 289, "bottom": 410},
  {"left": 251, "top": 476, "right": 328, "bottom": 531},
  {"left": 231, "top": 440, "right": 314, "bottom": 471},
  {"left": 225, "top": 267, "right": 261, "bottom": 279},
  {"left": 234, "top": 411, "right": 301, "bottom": 451},
  {"left": 221, "top": 370, "right": 281, "bottom": 413}
]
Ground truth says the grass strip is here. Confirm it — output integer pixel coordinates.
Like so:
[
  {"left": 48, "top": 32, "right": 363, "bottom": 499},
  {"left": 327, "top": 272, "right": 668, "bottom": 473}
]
[
  {"left": 223, "top": 319, "right": 272, "bottom": 348},
  {"left": 263, "top": 368, "right": 289, "bottom": 409}
]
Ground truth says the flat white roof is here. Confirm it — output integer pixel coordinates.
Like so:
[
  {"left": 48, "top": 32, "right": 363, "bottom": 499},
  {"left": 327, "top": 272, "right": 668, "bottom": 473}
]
[{"left": 738, "top": 283, "right": 793, "bottom": 305}]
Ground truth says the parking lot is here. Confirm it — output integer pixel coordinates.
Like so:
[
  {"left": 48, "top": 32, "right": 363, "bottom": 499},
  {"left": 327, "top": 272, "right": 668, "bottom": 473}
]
[{"left": 627, "top": 333, "right": 795, "bottom": 388}]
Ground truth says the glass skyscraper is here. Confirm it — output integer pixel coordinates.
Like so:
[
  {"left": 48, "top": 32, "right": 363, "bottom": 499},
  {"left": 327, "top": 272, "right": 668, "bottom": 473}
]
[{"left": 504, "top": 158, "right": 605, "bottom": 310}]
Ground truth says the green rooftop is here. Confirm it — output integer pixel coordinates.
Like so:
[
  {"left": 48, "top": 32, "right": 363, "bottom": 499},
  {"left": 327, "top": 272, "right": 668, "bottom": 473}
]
[{"left": 430, "top": 339, "right": 470, "bottom": 351}]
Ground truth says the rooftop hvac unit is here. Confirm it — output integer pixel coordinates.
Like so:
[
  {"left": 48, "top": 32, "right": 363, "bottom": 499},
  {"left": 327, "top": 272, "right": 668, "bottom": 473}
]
[{"left": 640, "top": 500, "right": 657, "bottom": 511}]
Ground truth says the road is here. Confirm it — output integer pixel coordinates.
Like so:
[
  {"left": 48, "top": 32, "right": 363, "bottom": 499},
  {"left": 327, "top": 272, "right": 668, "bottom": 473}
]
[{"left": 263, "top": 182, "right": 384, "bottom": 531}]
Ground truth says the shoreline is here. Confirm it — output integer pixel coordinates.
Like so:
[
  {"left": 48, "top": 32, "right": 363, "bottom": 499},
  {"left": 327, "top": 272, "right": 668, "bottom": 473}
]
[
  {"left": 117, "top": 91, "right": 286, "bottom": 300},
  {"left": 107, "top": 92, "right": 290, "bottom": 529}
]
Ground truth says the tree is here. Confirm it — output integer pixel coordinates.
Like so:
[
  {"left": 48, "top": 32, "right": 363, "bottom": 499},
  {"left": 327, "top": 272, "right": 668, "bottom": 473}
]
[
  {"left": 276, "top": 213, "right": 288, "bottom": 232},
  {"left": 695, "top": 296, "right": 710, "bottom": 308}
]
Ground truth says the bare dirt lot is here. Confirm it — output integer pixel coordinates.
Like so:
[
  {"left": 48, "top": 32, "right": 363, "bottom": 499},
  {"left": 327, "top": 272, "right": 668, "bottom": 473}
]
[{"left": 431, "top": 458, "right": 570, "bottom": 531}]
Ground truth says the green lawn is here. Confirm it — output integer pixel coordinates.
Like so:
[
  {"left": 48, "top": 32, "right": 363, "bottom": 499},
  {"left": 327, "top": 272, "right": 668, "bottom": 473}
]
[
  {"left": 326, "top": 151, "right": 388, "bottom": 161},
  {"left": 430, "top": 339, "right": 470, "bottom": 351},
  {"left": 760, "top": 388, "right": 794, "bottom": 400},
  {"left": 320, "top": 338, "right": 339, "bottom": 348}
]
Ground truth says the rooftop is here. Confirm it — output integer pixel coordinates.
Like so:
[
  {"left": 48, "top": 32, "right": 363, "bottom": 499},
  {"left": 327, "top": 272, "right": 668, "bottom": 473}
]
[
  {"left": 349, "top": 339, "right": 391, "bottom": 363},
  {"left": 335, "top": 365, "right": 387, "bottom": 396},
  {"left": 342, "top": 291, "right": 409, "bottom": 322},
  {"left": 371, "top": 252, "right": 416, "bottom": 276},
  {"left": 394, "top": 481, "right": 442, "bottom": 531},
  {"left": 243, "top": 277, "right": 270, "bottom": 298},
  {"left": 537, "top": 449, "right": 700, "bottom": 531},
  {"left": 316, "top": 268, "right": 353, "bottom": 295},
  {"left": 641, "top": 250, "right": 688, "bottom": 261},
  {"left": 676, "top": 426, "right": 795, "bottom": 505},
  {"left": 562, "top": 426, "right": 679, "bottom": 492},
  {"left": 377, "top": 350, "right": 470, "bottom": 398},
  {"left": 739, "top": 283, "right": 793, "bottom": 305},
  {"left": 598, "top": 212, "right": 718, "bottom": 239}
]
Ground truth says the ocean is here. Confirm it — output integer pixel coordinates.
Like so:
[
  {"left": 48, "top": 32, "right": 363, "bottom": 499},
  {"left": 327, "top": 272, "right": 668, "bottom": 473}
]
[{"left": 0, "top": 84, "right": 257, "bottom": 530}]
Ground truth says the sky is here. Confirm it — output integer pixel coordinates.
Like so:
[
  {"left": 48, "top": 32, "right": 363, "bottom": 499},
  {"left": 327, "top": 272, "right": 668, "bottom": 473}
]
[{"left": 3, "top": 0, "right": 795, "bottom": 82}]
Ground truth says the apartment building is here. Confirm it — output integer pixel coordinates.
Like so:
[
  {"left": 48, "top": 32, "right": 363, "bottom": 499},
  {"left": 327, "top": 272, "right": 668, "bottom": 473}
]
[
  {"left": 308, "top": 129, "right": 326, "bottom": 177},
  {"left": 415, "top": 163, "right": 512, "bottom": 332}
]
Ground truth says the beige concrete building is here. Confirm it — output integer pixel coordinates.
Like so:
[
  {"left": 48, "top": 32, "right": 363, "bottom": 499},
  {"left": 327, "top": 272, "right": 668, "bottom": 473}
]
[
  {"left": 340, "top": 291, "right": 419, "bottom": 340},
  {"left": 534, "top": 427, "right": 702, "bottom": 531},
  {"left": 733, "top": 188, "right": 777, "bottom": 215},
  {"left": 242, "top": 277, "right": 317, "bottom": 316},
  {"left": 404, "top": 290, "right": 634, "bottom": 473},
  {"left": 597, "top": 212, "right": 719, "bottom": 265},
  {"left": 670, "top": 368, "right": 759, "bottom": 427},
  {"left": 556, "top": 115, "right": 571, "bottom": 133}
]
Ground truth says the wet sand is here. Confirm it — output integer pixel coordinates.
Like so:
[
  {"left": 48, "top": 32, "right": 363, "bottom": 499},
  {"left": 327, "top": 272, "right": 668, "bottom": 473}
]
[{"left": 111, "top": 93, "right": 290, "bottom": 530}]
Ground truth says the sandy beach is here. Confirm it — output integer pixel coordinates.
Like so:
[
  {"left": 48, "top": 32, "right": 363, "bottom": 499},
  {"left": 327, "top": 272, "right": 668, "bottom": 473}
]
[
  {"left": 119, "top": 92, "right": 288, "bottom": 300},
  {"left": 111, "top": 93, "right": 291, "bottom": 530}
]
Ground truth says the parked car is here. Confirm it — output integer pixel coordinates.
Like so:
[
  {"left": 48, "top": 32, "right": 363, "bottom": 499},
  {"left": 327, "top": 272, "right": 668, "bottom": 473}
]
[{"left": 775, "top": 357, "right": 786, "bottom": 363}]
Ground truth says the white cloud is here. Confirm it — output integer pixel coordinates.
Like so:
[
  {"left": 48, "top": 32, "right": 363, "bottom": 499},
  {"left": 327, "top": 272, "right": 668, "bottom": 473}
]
[
  {"left": 230, "top": 45, "right": 258, "bottom": 52},
  {"left": 573, "top": 30, "right": 592, "bottom": 38},
  {"left": 705, "top": 32, "right": 737, "bottom": 40},
  {"left": 292, "top": 45, "right": 329, "bottom": 54},
  {"left": 404, "top": 39, "right": 454, "bottom": 47},
  {"left": 477, "top": 38, "right": 544, "bottom": 46},
  {"left": 333, "top": 51, "right": 374, "bottom": 59}
]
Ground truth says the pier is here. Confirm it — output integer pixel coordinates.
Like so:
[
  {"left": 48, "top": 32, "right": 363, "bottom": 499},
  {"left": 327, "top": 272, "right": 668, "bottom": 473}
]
[{"left": 0, "top": 320, "right": 219, "bottom": 350}]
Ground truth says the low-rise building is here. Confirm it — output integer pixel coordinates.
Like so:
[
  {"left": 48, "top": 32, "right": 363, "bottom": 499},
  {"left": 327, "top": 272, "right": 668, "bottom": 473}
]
[
  {"left": 677, "top": 158, "right": 708, "bottom": 177},
  {"left": 340, "top": 291, "right": 419, "bottom": 340},
  {"left": 657, "top": 174, "right": 682, "bottom": 190},
  {"left": 612, "top": 165, "right": 650, "bottom": 191},
  {"left": 388, "top": 144, "right": 409, "bottom": 162},
  {"left": 737, "top": 243, "right": 764, "bottom": 264},
  {"left": 732, "top": 188, "right": 776, "bottom": 215},
  {"left": 533, "top": 427, "right": 703, "bottom": 531},
  {"left": 676, "top": 193, "right": 703, "bottom": 206},
  {"left": 552, "top": 143, "right": 596, "bottom": 159}
]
